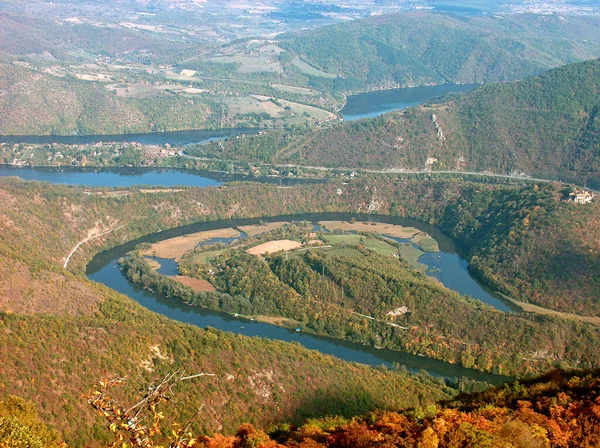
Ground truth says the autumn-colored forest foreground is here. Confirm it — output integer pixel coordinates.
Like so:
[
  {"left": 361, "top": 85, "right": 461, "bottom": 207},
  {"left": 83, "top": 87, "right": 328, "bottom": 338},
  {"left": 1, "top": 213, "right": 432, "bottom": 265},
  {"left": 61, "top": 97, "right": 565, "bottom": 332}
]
[{"left": 197, "top": 370, "right": 600, "bottom": 448}]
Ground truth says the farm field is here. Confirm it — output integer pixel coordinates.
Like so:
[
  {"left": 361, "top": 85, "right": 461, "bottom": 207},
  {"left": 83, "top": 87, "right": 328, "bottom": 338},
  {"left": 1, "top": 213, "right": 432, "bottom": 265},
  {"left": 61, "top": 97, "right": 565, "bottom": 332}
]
[
  {"left": 238, "top": 221, "right": 291, "bottom": 236},
  {"left": 188, "top": 248, "right": 229, "bottom": 266},
  {"left": 323, "top": 234, "right": 399, "bottom": 256},
  {"left": 271, "top": 84, "right": 320, "bottom": 95},
  {"left": 292, "top": 58, "right": 336, "bottom": 78},
  {"left": 247, "top": 239, "right": 303, "bottom": 255},
  {"left": 173, "top": 276, "right": 215, "bottom": 292},
  {"left": 141, "top": 228, "right": 240, "bottom": 259},
  {"left": 207, "top": 55, "right": 283, "bottom": 73},
  {"left": 224, "top": 96, "right": 335, "bottom": 122},
  {"left": 105, "top": 83, "right": 207, "bottom": 98},
  {"left": 320, "top": 221, "right": 420, "bottom": 238}
]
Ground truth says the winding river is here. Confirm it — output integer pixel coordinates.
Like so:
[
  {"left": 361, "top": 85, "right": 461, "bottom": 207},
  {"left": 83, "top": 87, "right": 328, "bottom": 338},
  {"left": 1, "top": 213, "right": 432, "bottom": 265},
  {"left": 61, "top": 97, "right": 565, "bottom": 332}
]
[
  {"left": 87, "top": 212, "right": 515, "bottom": 385},
  {"left": 4, "top": 85, "right": 513, "bottom": 383}
]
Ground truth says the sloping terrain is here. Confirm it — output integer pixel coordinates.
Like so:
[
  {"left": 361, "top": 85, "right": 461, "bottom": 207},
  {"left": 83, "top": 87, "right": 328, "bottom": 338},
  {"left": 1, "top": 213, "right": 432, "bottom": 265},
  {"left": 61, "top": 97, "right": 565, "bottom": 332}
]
[
  {"left": 280, "top": 12, "right": 600, "bottom": 91},
  {"left": 194, "top": 59, "right": 600, "bottom": 187},
  {"left": 0, "top": 60, "right": 218, "bottom": 135},
  {"left": 198, "top": 369, "right": 600, "bottom": 447}
]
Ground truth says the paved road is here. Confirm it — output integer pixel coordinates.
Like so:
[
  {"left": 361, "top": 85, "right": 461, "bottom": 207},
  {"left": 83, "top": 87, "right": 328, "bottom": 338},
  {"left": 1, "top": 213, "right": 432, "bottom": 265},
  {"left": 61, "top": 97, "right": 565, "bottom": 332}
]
[{"left": 182, "top": 151, "right": 597, "bottom": 190}]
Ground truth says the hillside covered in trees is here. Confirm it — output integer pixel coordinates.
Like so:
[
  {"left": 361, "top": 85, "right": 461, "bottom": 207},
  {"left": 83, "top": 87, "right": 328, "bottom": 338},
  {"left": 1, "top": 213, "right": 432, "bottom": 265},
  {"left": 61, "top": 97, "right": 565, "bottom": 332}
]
[
  {"left": 3, "top": 11, "right": 600, "bottom": 136},
  {"left": 195, "top": 369, "right": 600, "bottom": 447},
  {"left": 0, "top": 175, "right": 598, "bottom": 444},
  {"left": 279, "top": 12, "right": 600, "bottom": 92},
  {"left": 0, "top": 178, "right": 467, "bottom": 445},
  {"left": 0, "top": 60, "right": 228, "bottom": 136},
  {"left": 192, "top": 59, "right": 600, "bottom": 188}
]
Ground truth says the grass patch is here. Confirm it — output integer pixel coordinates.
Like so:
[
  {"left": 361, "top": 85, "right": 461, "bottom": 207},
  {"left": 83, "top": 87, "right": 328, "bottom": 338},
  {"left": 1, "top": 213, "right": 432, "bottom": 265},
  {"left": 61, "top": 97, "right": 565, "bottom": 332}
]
[
  {"left": 271, "top": 84, "right": 319, "bottom": 96},
  {"left": 323, "top": 234, "right": 364, "bottom": 245},
  {"left": 279, "top": 99, "right": 335, "bottom": 120},
  {"left": 190, "top": 249, "right": 229, "bottom": 266},
  {"left": 324, "top": 234, "right": 398, "bottom": 257},
  {"left": 247, "top": 239, "right": 303, "bottom": 256},
  {"left": 208, "top": 55, "right": 283, "bottom": 73},
  {"left": 412, "top": 234, "right": 439, "bottom": 252},
  {"left": 292, "top": 58, "right": 336, "bottom": 78},
  {"left": 141, "top": 228, "right": 240, "bottom": 260},
  {"left": 320, "top": 221, "right": 420, "bottom": 238},
  {"left": 363, "top": 238, "right": 398, "bottom": 256},
  {"left": 397, "top": 243, "right": 427, "bottom": 271},
  {"left": 225, "top": 96, "right": 283, "bottom": 118}
]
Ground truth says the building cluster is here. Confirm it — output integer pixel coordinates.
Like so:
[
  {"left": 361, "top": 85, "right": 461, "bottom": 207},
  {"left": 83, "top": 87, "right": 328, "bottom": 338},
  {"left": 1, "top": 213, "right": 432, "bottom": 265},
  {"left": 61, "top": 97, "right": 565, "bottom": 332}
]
[{"left": 569, "top": 188, "right": 595, "bottom": 204}]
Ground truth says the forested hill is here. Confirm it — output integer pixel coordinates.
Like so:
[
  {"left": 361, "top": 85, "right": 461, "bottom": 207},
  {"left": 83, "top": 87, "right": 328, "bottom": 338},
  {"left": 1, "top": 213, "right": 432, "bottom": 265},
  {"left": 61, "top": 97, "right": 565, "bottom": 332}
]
[
  {"left": 0, "top": 60, "right": 223, "bottom": 135},
  {"left": 279, "top": 12, "right": 600, "bottom": 92},
  {"left": 195, "top": 59, "right": 600, "bottom": 187},
  {"left": 200, "top": 369, "right": 600, "bottom": 447}
]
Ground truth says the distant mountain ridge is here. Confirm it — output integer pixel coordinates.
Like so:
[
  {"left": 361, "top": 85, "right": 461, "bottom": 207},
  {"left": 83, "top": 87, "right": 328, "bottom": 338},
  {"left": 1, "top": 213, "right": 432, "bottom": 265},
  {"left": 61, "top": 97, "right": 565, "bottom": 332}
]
[{"left": 279, "top": 11, "right": 600, "bottom": 92}]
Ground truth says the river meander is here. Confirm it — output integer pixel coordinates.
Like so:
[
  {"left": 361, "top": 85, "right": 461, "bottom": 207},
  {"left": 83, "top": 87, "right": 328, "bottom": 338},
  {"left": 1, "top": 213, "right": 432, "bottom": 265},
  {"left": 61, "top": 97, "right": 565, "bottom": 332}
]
[
  {"left": 4, "top": 84, "right": 511, "bottom": 382},
  {"left": 87, "top": 212, "right": 515, "bottom": 384}
]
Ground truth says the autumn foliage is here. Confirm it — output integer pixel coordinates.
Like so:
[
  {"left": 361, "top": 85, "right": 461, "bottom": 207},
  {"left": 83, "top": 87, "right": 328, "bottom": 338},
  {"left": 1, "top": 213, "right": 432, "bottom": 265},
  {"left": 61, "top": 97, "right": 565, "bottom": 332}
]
[{"left": 192, "top": 370, "right": 600, "bottom": 448}]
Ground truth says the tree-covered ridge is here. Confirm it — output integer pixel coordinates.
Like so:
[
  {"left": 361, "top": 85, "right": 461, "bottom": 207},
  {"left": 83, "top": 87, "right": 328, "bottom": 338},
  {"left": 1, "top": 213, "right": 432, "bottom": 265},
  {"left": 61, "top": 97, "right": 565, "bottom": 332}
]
[
  {"left": 195, "top": 369, "right": 600, "bottom": 447},
  {"left": 0, "top": 176, "right": 598, "bottom": 443},
  {"left": 0, "top": 60, "right": 230, "bottom": 136},
  {"left": 1, "top": 176, "right": 598, "bottom": 315},
  {"left": 279, "top": 12, "right": 600, "bottom": 92},
  {"left": 191, "top": 59, "right": 600, "bottom": 187}
]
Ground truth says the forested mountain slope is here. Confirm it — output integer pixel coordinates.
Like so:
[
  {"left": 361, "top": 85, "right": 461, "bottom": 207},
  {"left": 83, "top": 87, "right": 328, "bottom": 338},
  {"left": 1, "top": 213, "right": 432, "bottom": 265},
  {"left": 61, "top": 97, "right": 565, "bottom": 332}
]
[
  {"left": 0, "top": 176, "right": 598, "bottom": 443},
  {"left": 195, "top": 59, "right": 600, "bottom": 187},
  {"left": 279, "top": 12, "right": 600, "bottom": 92},
  {"left": 198, "top": 369, "right": 600, "bottom": 447},
  {"left": 0, "top": 60, "right": 222, "bottom": 135}
]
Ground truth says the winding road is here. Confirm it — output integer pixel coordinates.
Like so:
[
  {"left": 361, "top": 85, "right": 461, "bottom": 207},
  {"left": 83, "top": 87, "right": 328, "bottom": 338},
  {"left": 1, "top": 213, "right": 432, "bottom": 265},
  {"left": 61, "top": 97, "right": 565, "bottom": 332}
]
[{"left": 64, "top": 225, "right": 126, "bottom": 269}]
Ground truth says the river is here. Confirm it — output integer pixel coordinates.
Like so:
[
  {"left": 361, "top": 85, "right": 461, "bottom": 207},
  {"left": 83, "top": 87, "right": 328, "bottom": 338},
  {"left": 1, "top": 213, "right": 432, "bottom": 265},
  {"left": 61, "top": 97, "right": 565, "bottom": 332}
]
[
  {"left": 5, "top": 85, "right": 512, "bottom": 382},
  {"left": 0, "top": 85, "right": 479, "bottom": 149},
  {"left": 0, "top": 165, "right": 328, "bottom": 188},
  {"left": 87, "top": 212, "right": 515, "bottom": 384},
  {"left": 341, "top": 84, "right": 478, "bottom": 121}
]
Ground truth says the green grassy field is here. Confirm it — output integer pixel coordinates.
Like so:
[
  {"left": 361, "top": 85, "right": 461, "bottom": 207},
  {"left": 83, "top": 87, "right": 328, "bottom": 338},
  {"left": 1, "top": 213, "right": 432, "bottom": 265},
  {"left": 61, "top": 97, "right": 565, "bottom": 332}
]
[
  {"left": 292, "top": 58, "right": 336, "bottom": 78},
  {"left": 190, "top": 248, "right": 229, "bottom": 266},
  {"left": 323, "top": 235, "right": 398, "bottom": 257},
  {"left": 272, "top": 84, "right": 320, "bottom": 96},
  {"left": 279, "top": 99, "right": 335, "bottom": 120},
  {"left": 397, "top": 243, "right": 427, "bottom": 271},
  {"left": 413, "top": 236, "right": 439, "bottom": 252},
  {"left": 323, "top": 234, "right": 363, "bottom": 245},
  {"left": 363, "top": 238, "right": 399, "bottom": 256},
  {"left": 209, "top": 55, "right": 283, "bottom": 73}
]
